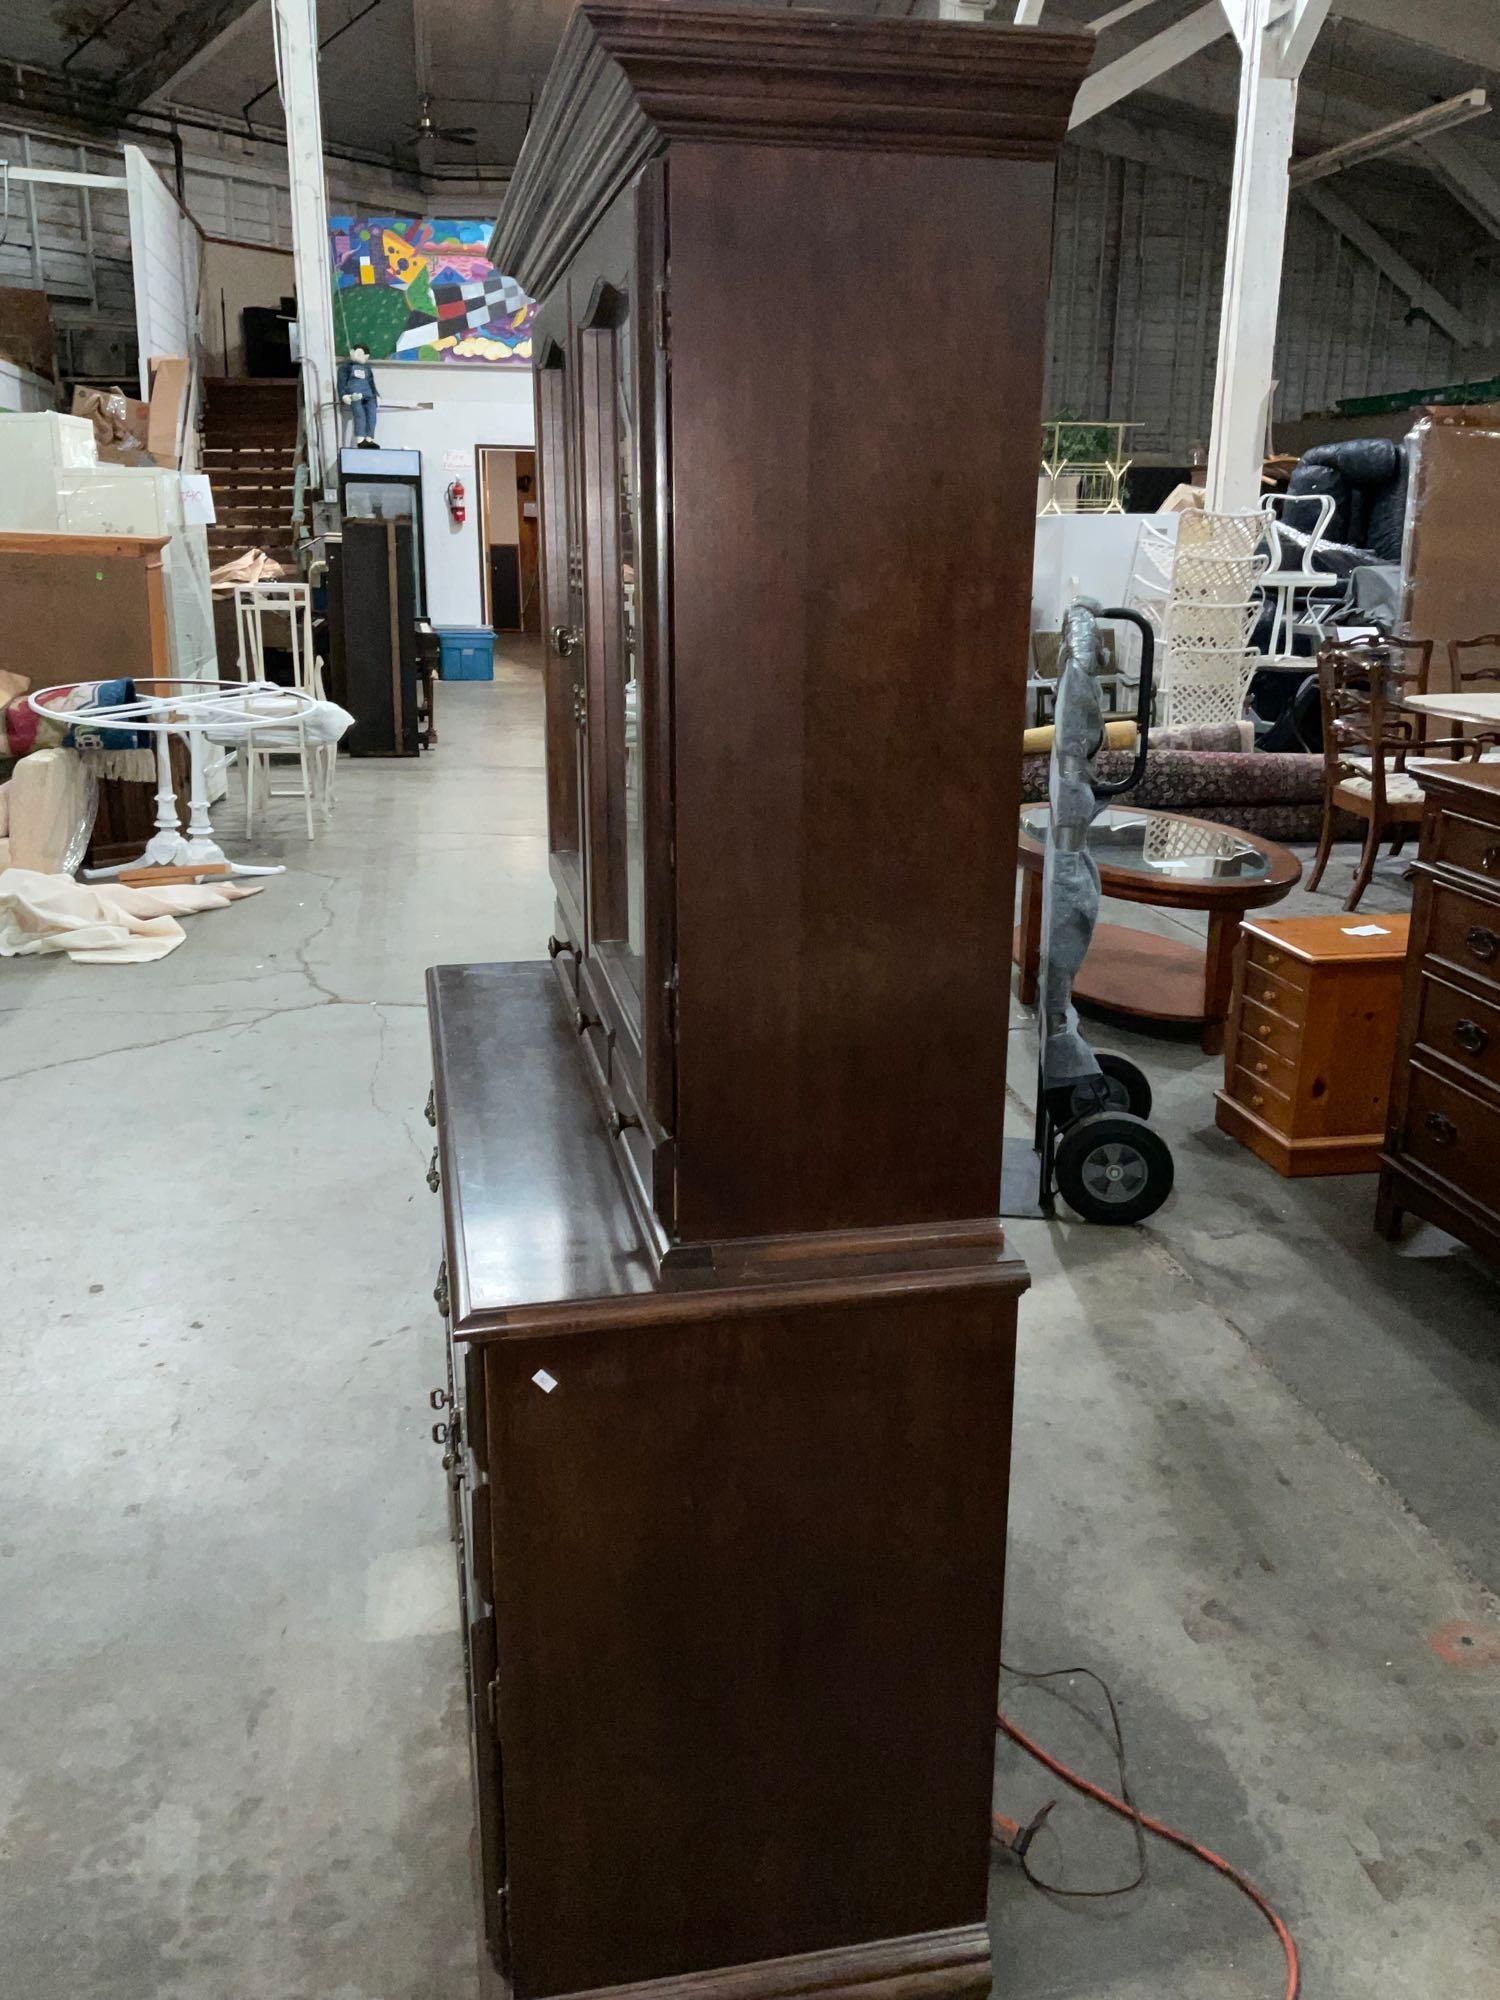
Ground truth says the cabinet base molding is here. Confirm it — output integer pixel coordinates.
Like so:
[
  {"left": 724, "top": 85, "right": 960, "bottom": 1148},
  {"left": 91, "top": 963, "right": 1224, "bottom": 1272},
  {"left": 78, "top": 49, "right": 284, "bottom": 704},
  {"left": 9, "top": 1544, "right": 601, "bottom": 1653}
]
[
  {"left": 1377, "top": 1154, "right": 1500, "bottom": 1265},
  {"left": 1214, "top": 1092, "right": 1386, "bottom": 1177},
  {"left": 526, "top": 1926, "right": 993, "bottom": 2000}
]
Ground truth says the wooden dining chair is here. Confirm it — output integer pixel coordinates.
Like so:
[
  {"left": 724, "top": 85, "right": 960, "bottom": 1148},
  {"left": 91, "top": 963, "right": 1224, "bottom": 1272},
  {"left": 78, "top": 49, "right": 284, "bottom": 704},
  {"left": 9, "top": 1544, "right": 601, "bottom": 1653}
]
[
  {"left": 1307, "top": 634, "right": 1470, "bottom": 910},
  {"left": 1446, "top": 632, "right": 1500, "bottom": 715}
]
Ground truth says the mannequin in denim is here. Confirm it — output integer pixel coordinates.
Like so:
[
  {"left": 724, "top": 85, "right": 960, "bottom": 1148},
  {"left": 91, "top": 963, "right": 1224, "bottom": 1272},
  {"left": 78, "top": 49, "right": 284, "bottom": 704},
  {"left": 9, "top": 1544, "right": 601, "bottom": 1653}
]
[{"left": 338, "top": 344, "right": 379, "bottom": 445}]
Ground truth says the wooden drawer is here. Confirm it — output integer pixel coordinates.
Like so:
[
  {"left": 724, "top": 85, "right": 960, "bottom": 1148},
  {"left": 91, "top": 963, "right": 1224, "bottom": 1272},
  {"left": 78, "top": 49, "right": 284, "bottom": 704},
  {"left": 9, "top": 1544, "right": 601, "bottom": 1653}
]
[
  {"left": 1231, "top": 1036, "right": 1297, "bottom": 1092},
  {"left": 1430, "top": 806, "right": 1500, "bottom": 888},
  {"left": 1239, "top": 960, "right": 1308, "bottom": 1021},
  {"left": 1415, "top": 973, "right": 1500, "bottom": 1095},
  {"left": 1244, "top": 934, "right": 1310, "bottom": 995},
  {"left": 1226, "top": 1060, "right": 1292, "bottom": 1126},
  {"left": 1400, "top": 1062, "right": 1500, "bottom": 1216},
  {"left": 1238, "top": 993, "right": 1303, "bottom": 1065},
  {"left": 1428, "top": 881, "right": 1500, "bottom": 986}
]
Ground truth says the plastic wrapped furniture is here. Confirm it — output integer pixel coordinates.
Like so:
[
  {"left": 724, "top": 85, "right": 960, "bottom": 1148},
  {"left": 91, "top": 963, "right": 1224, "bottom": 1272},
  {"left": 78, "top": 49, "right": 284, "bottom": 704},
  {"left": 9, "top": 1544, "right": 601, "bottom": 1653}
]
[
  {"left": 0, "top": 748, "right": 97, "bottom": 875},
  {"left": 1007, "top": 600, "right": 1175, "bottom": 1224}
]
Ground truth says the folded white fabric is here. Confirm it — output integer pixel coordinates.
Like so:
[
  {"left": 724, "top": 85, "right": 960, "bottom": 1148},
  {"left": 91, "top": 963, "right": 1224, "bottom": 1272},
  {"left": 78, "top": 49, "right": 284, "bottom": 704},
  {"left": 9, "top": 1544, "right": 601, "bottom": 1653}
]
[
  {"left": 0, "top": 868, "right": 263, "bottom": 964},
  {"left": 202, "top": 696, "right": 354, "bottom": 748}
]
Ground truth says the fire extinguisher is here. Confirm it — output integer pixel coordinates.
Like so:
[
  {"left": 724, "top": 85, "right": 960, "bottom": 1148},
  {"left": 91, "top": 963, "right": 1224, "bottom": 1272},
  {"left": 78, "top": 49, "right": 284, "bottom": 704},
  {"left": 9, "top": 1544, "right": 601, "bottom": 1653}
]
[{"left": 446, "top": 478, "right": 466, "bottom": 527}]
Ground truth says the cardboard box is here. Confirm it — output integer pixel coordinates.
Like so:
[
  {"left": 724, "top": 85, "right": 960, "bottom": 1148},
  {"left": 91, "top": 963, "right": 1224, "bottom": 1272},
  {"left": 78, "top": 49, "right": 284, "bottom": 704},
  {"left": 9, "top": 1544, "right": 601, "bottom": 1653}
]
[
  {"left": 71, "top": 385, "right": 154, "bottom": 464},
  {"left": 146, "top": 356, "right": 190, "bottom": 468}
]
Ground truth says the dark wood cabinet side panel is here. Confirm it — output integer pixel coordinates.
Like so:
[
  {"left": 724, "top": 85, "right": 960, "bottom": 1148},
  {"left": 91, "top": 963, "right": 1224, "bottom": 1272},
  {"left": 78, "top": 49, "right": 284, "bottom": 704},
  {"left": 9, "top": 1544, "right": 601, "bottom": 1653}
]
[
  {"left": 486, "top": 1286, "right": 1017, "bottom": 2000},
  {"left": 667, "top": 144, "right": 1050, "bottom": 1243}
]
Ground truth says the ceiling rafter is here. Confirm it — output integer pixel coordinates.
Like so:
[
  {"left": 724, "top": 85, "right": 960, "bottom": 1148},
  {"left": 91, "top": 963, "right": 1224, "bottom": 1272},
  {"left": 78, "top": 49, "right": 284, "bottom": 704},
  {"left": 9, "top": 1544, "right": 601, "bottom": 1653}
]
[
  {"left": 1419, "top": 129, "right": 1500, "bottom": 242},
  {"left": 108, "top": 0, "right": 269, "bottom": 111},
  {"left": 1297, "top": 183, "right": 1479, "bottom": 346},
  {"left": 1069, "top": 1, "right": 1230, "bottom": 130}
]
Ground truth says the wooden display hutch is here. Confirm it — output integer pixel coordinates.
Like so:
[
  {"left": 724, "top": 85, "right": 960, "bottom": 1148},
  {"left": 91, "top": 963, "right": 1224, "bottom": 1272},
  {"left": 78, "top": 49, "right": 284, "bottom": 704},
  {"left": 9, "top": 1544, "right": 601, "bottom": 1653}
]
[{"left": 424, "top": 10, "right": 1091, "bottom": 2000}]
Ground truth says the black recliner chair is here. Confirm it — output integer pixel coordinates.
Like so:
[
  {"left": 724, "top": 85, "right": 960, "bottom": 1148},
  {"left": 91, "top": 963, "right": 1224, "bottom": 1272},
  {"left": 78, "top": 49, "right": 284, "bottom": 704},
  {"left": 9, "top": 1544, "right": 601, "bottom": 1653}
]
[
  {"left": 1252, "top": 437, "right": 1411, "bottom": 744},
  {"left": 1282, "top": 436, "right": 1409, "bottom": 561}
]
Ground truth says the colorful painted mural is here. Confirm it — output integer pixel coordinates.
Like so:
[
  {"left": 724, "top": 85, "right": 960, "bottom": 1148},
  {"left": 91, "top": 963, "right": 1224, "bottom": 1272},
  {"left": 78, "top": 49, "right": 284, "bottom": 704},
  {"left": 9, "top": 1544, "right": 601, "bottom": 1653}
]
[{"left": 329, "top": 217, "right": 535, "bottom": 364}]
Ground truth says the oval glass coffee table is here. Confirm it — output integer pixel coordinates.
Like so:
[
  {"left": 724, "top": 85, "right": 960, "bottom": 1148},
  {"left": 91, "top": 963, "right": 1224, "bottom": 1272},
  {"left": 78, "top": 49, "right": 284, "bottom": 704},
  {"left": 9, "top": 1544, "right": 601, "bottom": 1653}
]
[{"left": 1015, "top": 804, "right": 1302, "bottom": 1053}]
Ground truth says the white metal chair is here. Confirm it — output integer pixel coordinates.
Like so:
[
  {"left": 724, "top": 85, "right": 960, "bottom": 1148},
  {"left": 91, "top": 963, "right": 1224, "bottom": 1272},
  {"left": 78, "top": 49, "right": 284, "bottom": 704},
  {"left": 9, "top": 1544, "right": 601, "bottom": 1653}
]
[
  {"left": 1258, "top": 492, "right": 1344, "bottom": 664},
  {"left": 232, "top": 582, "right": 334, "bottom": 839}
]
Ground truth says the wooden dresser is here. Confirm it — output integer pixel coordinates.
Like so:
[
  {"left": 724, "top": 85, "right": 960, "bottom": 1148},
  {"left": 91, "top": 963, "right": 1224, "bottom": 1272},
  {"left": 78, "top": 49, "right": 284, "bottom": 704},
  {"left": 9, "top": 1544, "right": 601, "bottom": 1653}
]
[
  {"left": 424, "top": 11, "right": 1091, "bottom": 2000},
  {"left": 1378, "top": 761, "right": 1500, "bottom": 1265},
  {"left": 1215, "top": 912, "right": 1411, "bottom": 1175}
]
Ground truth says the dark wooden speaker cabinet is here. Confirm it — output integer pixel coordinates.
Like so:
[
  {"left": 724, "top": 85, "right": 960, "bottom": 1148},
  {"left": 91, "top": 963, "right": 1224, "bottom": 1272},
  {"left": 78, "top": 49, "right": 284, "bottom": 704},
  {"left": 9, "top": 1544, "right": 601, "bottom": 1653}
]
[{"left": 424, "top": 11, "right": 1089, "bottom": 2000}]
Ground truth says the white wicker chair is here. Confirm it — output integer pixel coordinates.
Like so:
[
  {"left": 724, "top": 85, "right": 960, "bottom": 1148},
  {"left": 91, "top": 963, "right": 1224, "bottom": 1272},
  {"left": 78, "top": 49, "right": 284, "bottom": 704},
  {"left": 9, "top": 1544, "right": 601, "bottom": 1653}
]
[{"left": 1126, "top": 511, "right": 1269, "bottom": 730}]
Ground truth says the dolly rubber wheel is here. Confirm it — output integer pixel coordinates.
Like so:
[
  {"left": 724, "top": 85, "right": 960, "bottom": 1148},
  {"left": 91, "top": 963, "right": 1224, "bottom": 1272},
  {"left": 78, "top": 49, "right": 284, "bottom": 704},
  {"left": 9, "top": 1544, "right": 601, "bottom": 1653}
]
[
  {"left": 1088, "top": 1048, "right": 1160, "bottom": 1128},
  {"left": 1054, "top": 1112, "right": 1174, "bottom": 1225}
]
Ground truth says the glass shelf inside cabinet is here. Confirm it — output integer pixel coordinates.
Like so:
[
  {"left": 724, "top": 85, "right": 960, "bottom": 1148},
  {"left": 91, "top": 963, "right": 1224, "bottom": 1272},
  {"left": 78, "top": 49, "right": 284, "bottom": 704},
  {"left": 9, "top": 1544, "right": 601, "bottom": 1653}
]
[
  {"left": 580, "top": 282, "right": 645, "bottom": 1017},
  {"left": 617, "top": 304, "right": 644, "bottom": 972}
]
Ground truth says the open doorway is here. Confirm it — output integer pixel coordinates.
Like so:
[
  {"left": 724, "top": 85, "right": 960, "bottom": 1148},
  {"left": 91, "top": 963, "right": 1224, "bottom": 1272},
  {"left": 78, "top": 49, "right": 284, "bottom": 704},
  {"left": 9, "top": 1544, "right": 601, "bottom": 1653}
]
[{"left": 477, "top": 444, "right": 541, "bottom": 635}]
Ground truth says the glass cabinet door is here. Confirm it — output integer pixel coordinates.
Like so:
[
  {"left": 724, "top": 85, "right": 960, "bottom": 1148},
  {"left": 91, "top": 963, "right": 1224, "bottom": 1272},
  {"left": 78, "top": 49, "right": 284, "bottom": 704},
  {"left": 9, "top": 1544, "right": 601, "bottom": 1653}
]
[
  {"left": 579, "top": 285, "right": 645, "bottom": 1016},
  {"left": 536, "top": 346, "right": 587, "bottom": 930}
]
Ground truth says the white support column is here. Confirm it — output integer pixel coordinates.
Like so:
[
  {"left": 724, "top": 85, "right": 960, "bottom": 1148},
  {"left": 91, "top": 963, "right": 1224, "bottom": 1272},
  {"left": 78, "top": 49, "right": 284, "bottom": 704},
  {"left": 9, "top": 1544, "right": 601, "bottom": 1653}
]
[
  {"left": 272, "top": 0, "right": 340, "bottom": 500},
  {"left": 1204, "top": 0, "right": 1328, "bottom": 512}
]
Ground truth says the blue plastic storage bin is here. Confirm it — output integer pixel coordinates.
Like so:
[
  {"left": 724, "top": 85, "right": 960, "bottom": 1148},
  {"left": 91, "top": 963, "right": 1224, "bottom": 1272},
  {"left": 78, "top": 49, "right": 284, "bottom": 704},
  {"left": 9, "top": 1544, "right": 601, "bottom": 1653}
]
[{"left": 437, "top": 626, "right": 496, "bottom": 680}]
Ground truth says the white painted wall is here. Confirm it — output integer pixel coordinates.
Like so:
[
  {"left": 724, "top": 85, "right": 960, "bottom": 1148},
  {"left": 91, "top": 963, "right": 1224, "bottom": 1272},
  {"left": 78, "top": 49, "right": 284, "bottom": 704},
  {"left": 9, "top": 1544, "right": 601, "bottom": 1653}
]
[
  {"left": 1031, "top": 513, "right": 1175, "bottom": 635},
  {"left": 368, "top": 365, "right": 535, "bottom": 627}
]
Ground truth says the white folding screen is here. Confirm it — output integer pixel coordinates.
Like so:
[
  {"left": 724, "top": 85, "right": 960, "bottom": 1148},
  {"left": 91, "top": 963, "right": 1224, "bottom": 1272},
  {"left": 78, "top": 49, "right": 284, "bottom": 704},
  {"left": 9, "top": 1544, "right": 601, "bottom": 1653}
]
[{"left": 124, "top": 143, "right": 203, "bottom": 466}]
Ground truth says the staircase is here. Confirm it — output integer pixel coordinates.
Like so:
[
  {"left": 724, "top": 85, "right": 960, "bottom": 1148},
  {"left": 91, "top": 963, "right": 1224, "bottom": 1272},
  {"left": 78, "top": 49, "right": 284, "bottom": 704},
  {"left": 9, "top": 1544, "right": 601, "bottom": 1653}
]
[{"left": 200, "top": 378, "right": 300, "bottom": 567}]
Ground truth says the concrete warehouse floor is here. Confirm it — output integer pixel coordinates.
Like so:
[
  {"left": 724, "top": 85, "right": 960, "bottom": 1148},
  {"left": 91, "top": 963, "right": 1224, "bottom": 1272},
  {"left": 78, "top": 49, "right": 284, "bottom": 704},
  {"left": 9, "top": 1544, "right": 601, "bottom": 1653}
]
[{"left": 4, "top": 645, "right": 1498, "bottom": 2000}]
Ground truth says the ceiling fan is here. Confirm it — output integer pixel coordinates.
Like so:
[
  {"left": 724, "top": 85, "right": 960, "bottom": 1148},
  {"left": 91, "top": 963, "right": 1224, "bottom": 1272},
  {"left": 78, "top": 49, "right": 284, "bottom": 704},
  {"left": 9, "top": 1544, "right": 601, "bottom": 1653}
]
[{"left": 404, "top": 94, "right": 480, "bottom": 148}]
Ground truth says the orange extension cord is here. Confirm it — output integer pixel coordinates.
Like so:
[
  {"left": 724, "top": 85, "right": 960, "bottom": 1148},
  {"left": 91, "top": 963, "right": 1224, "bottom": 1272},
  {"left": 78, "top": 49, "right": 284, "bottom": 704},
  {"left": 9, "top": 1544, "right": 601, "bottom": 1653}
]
[{"left": 993, "top": 1708, "right": 1300, "bottom": 2000}]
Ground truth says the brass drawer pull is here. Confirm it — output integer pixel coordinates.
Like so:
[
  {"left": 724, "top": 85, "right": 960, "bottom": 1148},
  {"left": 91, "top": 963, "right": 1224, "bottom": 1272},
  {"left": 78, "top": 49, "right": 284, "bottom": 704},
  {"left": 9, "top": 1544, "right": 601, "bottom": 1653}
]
[
  {"left": 424, "top": 1083, "right": 436, "bottom": 1128},
  {"left": 1466, "top": 925, "right": 1498, "bottom": 962},
  {"left": 426, "top": 1148, "right": 441, "bottom": 1193},
  {"left": 1454, "top": 1018, "right": 1489, "bottom": 1055},
  {"left": 434, "top": 1262, "right": 450, "bottom": 1319},
  {"left": 429, "top": 1387, "right": 452, "bottom": 1411},
  {"left": 1424, "top": 1111, "right": 1458, "bottom": 1147},
  {"left": 572, "top": 1005, "right": 600, "bottom": 1036}
]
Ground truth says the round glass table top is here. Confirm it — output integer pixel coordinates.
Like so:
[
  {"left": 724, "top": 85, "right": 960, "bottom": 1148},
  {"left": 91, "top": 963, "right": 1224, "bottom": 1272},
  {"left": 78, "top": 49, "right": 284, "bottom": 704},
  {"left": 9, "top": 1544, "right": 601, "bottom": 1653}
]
[{"left": 1019, "top": 804, "right": 1274, "bottom": 883}]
